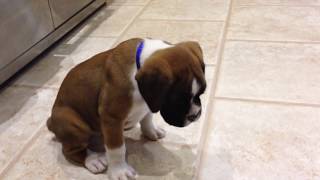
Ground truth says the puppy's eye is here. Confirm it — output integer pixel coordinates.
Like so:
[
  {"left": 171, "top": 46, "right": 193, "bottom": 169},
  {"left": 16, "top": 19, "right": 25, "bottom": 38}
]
[
  {"left": 173, "top": 92, "right": 190, "bottom": 102},
  {"left": 180, "top": 91, "right": 191, "bottom": 97},
  {"left": 193, "top": 95, "right": 201, "bottom": 105}
]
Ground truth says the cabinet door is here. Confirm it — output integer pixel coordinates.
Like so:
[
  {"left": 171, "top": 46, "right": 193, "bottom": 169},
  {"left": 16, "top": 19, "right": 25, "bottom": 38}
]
[
  {"left": 49, "top": 0, "right": 93, "bottom": 27},
  {"left": 0, "top": 0, "right": 54, "bottom": 70}
]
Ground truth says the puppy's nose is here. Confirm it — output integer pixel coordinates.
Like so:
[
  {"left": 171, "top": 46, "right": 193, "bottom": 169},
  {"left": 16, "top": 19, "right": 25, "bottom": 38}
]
[{"left": 187, "top": 109, "right": 201, "bottom": 121}]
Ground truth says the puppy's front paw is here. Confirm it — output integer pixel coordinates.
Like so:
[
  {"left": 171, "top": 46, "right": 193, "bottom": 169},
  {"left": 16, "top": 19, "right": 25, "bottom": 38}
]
[
  {"left": 142, "top": 127, "right": 166, "bottom": 141},
  {"left": 108, "top": 162, "right": 137, "bottom": 180},
  {"left": 85, "top": 151, "right": 108, "bottom": 174}
]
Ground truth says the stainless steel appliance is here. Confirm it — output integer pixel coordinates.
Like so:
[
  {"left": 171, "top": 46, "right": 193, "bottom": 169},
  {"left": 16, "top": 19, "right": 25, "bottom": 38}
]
[{"left": 0, "top": 0, "right": 105, "bottom": 85}]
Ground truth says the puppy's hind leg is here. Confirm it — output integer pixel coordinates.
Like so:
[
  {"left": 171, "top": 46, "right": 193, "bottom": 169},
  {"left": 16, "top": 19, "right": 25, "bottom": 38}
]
[
  {"left": 47, "top": 106, "right": 91, "bottom": 166},
  {"left": 85, "top": 133, "right": 108, "bottom": 174}
]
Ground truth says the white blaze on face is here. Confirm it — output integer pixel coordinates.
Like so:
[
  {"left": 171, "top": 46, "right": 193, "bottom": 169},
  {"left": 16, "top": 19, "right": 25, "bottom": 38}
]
[
  {"left": 190, "top": 79, "right": 201, "bottom": 114},
  {"left": 185, "top": 79, "right": 201, "bottom": 126},
  {"left": 192, "top": 79, "right": 199, "bottom": 96}
]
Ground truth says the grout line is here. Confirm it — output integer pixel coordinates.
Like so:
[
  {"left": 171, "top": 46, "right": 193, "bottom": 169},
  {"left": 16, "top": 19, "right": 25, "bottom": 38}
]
[
  {"left": 235, "top": 4, "right": 320, "bottom": 7},
  {"left": 205, "top": 63, "right": 216, "bottom": 65},
  {"left": 227, "top": 38, "right": 320, "bottom": 45},
  {"left": 193, "top": 0, "right": 234, "bottom": 179},
  {"left": 67, "top": 2, "right": 151, "bottom": 44},
  {"left": 10, "top": 84, "right": 59, "bottom": 90},
  {"left": 205, "top": 64, "right": 216, "bottom": 67},
  {"left": 206, "top": 61, "right": 216, "bottom": 64},
  {"left": 112, "top": 0, "right": 153, "bottom": 45},
  {"left": 67, "top": 34, "right": 119, "bottom": 39},
  {"left": 108, "top": 4, "right": 148, "bottom": 7},
  {"left": 137, "top": 18, "right": 225, "bottom": 23},
  {"left": 106, "top": 0, "right": 148, "bottom": 6},
  {"left": 215, "top": 96, "right": 320, "bottom": 108},
  {"left": 0, "top": 124, "right": 46, "bottom": 178}
]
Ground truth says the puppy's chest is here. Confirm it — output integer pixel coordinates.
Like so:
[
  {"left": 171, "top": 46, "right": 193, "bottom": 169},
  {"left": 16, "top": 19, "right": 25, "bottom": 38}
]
[{"left": 124, "top": 84, "right": 149, "bottom": 129}]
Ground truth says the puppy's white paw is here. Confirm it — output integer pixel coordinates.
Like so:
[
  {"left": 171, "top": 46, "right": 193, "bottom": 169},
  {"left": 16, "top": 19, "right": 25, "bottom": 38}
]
[
  {"left": 85, "top": 150, "right": 108, "bottom": 174},
  {"left": 108, "top": 162, "right": 137, "bottom": 180},
  {"left": 142, "top": 127, "right": 166, "bottom": 141}
]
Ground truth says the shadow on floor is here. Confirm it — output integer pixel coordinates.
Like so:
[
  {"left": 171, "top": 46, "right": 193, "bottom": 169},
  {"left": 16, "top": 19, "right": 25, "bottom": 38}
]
[
  {"left": 47, "top": 127, "right": 196, "bottom": 179},
  {"left": 126, "top": 137, "right": 183, "bottom": 176}
]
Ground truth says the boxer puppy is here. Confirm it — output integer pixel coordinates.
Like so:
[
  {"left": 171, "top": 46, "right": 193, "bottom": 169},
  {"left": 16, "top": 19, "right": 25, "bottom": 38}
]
[{"left": 47, "top": 38, "right": 206, "bottom": 180}]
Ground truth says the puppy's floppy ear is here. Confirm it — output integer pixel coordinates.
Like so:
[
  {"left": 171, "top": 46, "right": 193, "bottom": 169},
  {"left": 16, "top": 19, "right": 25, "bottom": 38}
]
[
  {"left": 135, "top": 64, "right": 173, "bottom": 113},
  {"left": 183, "top": 41, "right": 205, "bottom": 73}
]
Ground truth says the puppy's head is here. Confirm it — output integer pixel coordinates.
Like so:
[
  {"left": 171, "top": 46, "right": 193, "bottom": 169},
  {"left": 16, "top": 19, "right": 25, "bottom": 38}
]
[{"left": 135, "top": 41, "right": 206, "bottom": 127}]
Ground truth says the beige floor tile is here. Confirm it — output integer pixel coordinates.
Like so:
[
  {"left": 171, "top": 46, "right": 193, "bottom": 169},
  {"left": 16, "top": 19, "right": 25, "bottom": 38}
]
[
  {"left": 1, "top": 67, "right": 214, "bottom": 180},
  {"left": 140, "top": 0, "right": 229, "bottom": 21},
  {"left": 199, "top": 100, "right": 320, "bottom": 180},
  {"left": 0, "top": 86, "right": 57, "bottom": 174},
  {"left": 205, "top": 65, "right": 215, "bottom": 85},
  {"left": 12, "top": 54, "right": 72, "bottom": 89},
  {"left": 70, "top": 5, "right": 143, "bottom": 37},
  {"left": 0, "top": 112, "right": 204, "bottom": 180},
  {"left": 13, "top": 37, "right": 116, "bottom": 88},
  {"left": 107, "top": 0, "right": 149, "bottom": 6},
  {"left": 0, "top": 127, "right": 194, "bottom": 180},
  {"left": 227, "top": 6, "right": 320, "bottom": 42},
  {"left": 234, "top": 0, "right": 320, "bottom": 6},
  {"left": 216, "top": 41, "right": 320, "bottom": 104},
  {"left": 119, "top": 20, "right": 224, "bottom": 64},
  {"left": 58, "top": 36, "right": 117, "bottom": 63},
  {"left": 203, "top": 65, "right": 215, "bottom": 108}
]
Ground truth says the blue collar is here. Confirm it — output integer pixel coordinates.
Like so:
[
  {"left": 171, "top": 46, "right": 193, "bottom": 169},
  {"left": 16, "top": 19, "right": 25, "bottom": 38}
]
[{"left": 136, "top": 41, "right": 144, "bottom": 69}]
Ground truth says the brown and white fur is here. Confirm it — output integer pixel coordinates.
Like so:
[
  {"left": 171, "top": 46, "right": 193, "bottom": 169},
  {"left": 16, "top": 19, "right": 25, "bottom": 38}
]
[{"left": 47, "top": 38, "right": 206, "bottom": 180}]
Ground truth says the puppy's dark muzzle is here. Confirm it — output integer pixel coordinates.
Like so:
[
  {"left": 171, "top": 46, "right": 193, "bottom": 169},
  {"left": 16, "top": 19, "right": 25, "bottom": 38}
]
[{"left": 187, "top": 109, "right": 202, "bottom": 122}]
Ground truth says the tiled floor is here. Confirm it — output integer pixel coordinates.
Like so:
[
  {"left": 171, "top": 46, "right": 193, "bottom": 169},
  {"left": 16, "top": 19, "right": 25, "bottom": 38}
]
[{"left": 1, "top": 0, "right": 320, "bottom": 179}]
